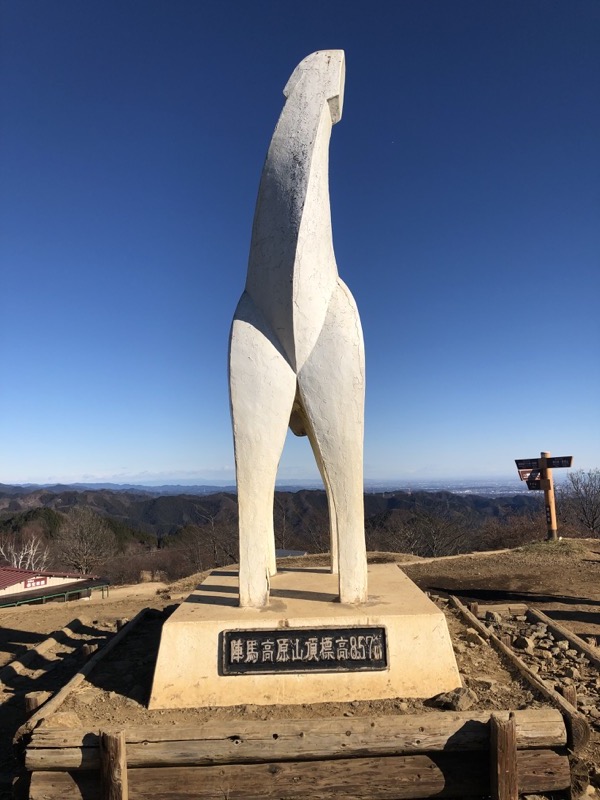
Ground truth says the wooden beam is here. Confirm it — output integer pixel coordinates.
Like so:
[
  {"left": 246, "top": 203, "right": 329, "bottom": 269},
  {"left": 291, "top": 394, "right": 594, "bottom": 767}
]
[
  {"left": 100, "top": 731, "right": 128, "bottom": 800},
  {"left": 29, "top": 749, "right": 570, "bottom": 800},
  {"left": 449, "top": 595, "right": 590, "bottom": 752},
  {"left": 25, "top": 708, "right": 566, "bottom": 771},
  {"left": 527, "top": 606, "right": 600, "bottom": 670},
  {"left": 490, "top": 713, "right": 518, "bottom": 800},
  {"left": 16, "top": 608, "right": 148, "bottom": 742}
]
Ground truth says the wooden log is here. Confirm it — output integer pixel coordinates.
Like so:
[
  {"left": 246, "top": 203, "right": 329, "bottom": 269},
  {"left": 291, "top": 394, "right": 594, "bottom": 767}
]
[
  {"left": 82, "top": 644, "right": 98, "bottom": 658},
  {"left": 100, "top": 731, "right": 128, "bottom": 800},
  {"left": 116, "top": 619, "right": 129, "bottom": 632},
  {"left": 28, "top": 749, "right": 571, "bottom": 800},
  {"left": 468, "top": 601, "right": 479, "bottom": 617},
  {"left": 16, "top": 608, "right": 148, "bottom": 742},
  {"left": 25, "top": 692, "right": 51, "bottom": 714},
  {"left": 490, "top": 713, "right": 518, "bottom": 800},
  {"left": 449, "top": 595, "right": 590, "bottom": 752},
  {"left": 501, "top": 634, "right": 512, "bottom": 648},
  {"left": 527, "top": 606, "right": 600, "bottom": 670},
  {"left": 25, "top": 708, "right": 567, "bottom": 771}
]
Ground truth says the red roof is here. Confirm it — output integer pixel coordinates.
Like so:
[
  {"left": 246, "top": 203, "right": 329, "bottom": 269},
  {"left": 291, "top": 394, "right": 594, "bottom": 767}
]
[{"left": 0, "top": 566, "right": 91, "bottom": 591}]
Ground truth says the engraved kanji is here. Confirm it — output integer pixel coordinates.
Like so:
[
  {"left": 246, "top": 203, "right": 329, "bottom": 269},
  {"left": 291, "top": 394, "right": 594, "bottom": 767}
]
[
  {"left": 276, "top": 638, "right": 291, "bottom": 662},
  {"left": 336, "top": 636, "right": 349, "bottom": 660},
  {"left": 261, "top": 639, "right": 275, "bottom": 662},
  {"left": 245, "top": 639, "right": 259, "bottom": 663},
  {"left": 319, "top": 636, "right": 335, "bottom": 660},
  {"left": 290, "top": 638, "right": 304, "bottom": 661},
  {"left": 230, "top": 638, "right": 245, "bottom": 663},
  {"left": 304, "top": 637, "right": 320, "bottom": 661}
]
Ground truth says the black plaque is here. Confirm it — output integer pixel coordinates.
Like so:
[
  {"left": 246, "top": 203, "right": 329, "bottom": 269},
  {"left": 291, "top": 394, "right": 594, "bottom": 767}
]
[
  {"left": 546, "top": 456, "right": 573, "bottom": 469},
  {"left": 516, "top": 458, "right": 540, "bottom": 470},
  {"left": 527, "top": 479, "right": 542, "bottom": 491},
  {"left": 221, "top": 627, "right": 388, "bottom": 675}
]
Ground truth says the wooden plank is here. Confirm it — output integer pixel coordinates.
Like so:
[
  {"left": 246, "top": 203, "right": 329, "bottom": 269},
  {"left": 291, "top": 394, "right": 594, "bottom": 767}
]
[
  {"left": 28, "top": 750, "right": 571, "bottom": 800},
  {"left": 16, "top": 609, "right": 148, "bottom": 742},
  {"left": 490, "top": 713, "right": 518, "bottom": 800},
  {"left": 527, "top": 606, "right": 600, "bottom": 670},
  {"left": 25, "top": 709, "right": 567, "bottom": 771},
  {"left": 100, "top": 731, "right": 128, "bottom": 800},
  {"left": 449, "top": 595, "right": 590, "bottom": 752}
]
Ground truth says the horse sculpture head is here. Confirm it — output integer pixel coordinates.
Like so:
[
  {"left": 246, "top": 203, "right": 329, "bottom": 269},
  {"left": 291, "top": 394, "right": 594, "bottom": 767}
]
[{"left": 283, "top": 50, "right": 345, "bottom": 124}]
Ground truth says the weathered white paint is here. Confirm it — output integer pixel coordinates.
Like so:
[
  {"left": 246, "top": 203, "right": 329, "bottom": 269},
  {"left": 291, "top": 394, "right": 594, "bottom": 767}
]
[{"left": 229, "top": 50, "right": 368, "bottom": 608}]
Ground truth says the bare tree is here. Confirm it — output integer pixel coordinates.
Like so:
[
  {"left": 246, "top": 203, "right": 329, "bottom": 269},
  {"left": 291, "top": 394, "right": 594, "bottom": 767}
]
[
  {"left": 190, "top": 507, "right": 238, "bottom": 568},
  {"left": 54, "top": 507, "right": 117, "bottom": 574},
  {"left": 559, "top": 469, "right": 600, "bottom": 535},
  {"left": 0, "top": 528, "right": 50, "bottom": 570}
]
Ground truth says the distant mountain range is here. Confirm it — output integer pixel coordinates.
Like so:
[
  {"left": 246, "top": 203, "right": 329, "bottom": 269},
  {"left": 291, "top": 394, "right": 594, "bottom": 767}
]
[
  {"left": 0, "top": 477, "right": 529, "bottom": 498},
  {"left": 0, "top": 482, "right": 542, "bottom": 543}
]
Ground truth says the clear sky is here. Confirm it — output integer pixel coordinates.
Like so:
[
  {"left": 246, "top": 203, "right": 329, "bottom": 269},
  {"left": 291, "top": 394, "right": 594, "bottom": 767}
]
[{"left": 1, "top": 1, "right": 598, "bottom": 486}]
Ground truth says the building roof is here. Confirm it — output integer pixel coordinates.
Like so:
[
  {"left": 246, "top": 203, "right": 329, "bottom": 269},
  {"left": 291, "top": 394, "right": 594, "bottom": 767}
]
[{"left": 0, "top": 566, "right": 91, "bottom": 591}]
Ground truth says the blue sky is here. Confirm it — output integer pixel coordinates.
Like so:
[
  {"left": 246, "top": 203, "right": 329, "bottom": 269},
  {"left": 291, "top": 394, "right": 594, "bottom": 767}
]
[{"left": 1, "top": 1, "right": 598, "bottom": 486}]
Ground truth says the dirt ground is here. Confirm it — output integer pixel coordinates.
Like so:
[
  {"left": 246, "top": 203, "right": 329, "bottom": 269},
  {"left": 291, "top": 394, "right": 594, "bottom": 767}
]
[{"left": 1, "top": 538, "right": 599, "bottom": 797}]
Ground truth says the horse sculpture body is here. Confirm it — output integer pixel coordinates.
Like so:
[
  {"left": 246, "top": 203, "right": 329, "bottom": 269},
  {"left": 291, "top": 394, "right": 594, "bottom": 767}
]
[{"left": 229, "top": 50, "right": 368, "bottom": 608}]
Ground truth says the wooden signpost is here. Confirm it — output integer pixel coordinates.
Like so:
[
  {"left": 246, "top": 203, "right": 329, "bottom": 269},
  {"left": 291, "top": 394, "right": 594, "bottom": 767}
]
[{"left": 515, "top": 452, "right": 573, "bottom": 541}]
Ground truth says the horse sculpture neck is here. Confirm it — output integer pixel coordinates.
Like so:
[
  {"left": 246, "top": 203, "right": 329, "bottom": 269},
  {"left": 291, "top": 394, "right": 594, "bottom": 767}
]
[{"left": 245, "top": 50, "right": 345, "bottom": 373}]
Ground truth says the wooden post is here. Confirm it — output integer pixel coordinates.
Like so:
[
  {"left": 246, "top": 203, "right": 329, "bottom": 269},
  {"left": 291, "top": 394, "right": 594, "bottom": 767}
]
[
  {"left": 100, "top": 731, "right": 128, "bottom": 800},
  {"left": 82, "top": 643, "right": 98, "bottom": 657},
  {"left": 490, "top": 712, "right": 518, "bottom": 800},
  {"left": 25, "top": 691, "right": 50, "bottom": 714},
  {"left": 540, "top": 451, "right": 558, "bottom": 540},
  {"left": 560, "top": 684, "right": 578, "bottom": 708},
  {"left": 116, "top": 619, "right": 128, "bottom": 631}
]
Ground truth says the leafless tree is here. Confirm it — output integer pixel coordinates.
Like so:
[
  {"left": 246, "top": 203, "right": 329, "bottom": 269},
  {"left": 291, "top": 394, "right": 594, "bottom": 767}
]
[
  {"left": 0, "top": 528, "right": 50, "bottom": 570},
  {"left": 54, "top": 507, "right": 117, "bottom": 574},
  {"left": 189, "top": 507, "right": 238, "bottom": 568},
  {"left": 558, "top": 469, "right": 600, "bottom": 535}
]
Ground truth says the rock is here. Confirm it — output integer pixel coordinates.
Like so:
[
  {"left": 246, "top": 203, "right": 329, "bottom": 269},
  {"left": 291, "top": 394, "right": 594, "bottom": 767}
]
[
  {"left": 513, "top": 635, "right": 535, "bottom": 654},
  {"left": 538, "top": 650, "right": 554, "bottom": 661},
  {"left": 469, "top": 676, "right": 498, "bottom": 690},
  {"left": 566, "top": 649, "right": 579, "bottom": 658},
  {"left": 557, "top": 640, "right": 570, "bottom": 651},
  {"left": 485, "top": 611, "right": 502, "bottom": 624},
  {"left": 464, "top": 628, "right": 485, "bottom": 646},
  {"left": 564, "top": 667, "right": 581, "bottom": 679},
  {"left": 454, "top": 642, "right": 467, "bottom": 654},
  {"left": 430, "top": 687, "right": 478, "bottom": 711}
]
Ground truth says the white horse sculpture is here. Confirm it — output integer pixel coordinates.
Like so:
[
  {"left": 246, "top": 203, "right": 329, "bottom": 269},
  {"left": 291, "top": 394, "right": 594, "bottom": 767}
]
[{"left": 229, "top": 50, "right": 368, "bottom": 608}]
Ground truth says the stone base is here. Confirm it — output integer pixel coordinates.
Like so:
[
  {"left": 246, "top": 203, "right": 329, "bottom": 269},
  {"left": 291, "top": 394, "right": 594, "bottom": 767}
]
[{"left": 149, "top": 563, "right": 460, "bottom": 709}]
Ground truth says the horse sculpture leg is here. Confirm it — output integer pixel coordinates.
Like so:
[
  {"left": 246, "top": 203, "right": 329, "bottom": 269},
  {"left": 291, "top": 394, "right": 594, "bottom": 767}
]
[
  {"left": 229, "top": 293, "right": 297, "bottom": 608},
  {"left": 296, "top": 281, "right": 368, "bottom": 604}
]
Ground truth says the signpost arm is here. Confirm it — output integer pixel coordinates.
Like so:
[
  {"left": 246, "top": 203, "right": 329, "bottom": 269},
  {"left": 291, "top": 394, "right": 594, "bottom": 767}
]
[{"left": 540, "top": 451, "right": 558, "bottom": 541}]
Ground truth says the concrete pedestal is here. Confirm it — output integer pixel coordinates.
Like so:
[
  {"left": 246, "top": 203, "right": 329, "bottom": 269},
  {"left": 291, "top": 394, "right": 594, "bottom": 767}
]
[{"left": 149, "top": 564, "right": 460, "bottom": 709}]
